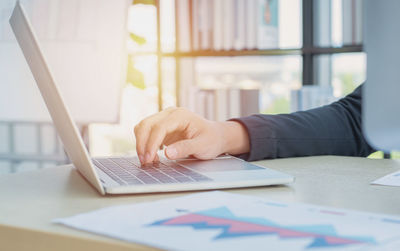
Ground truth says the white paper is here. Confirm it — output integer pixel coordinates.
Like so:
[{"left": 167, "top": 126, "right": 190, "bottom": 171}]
[
  {"left": 54, "top": 191, "right": 400, "bottom": 251},
  {"left": 372, "top": 170, "right": 400, "bottom": 187}
]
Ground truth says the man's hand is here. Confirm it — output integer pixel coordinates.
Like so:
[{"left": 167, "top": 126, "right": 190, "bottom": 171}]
[{"left": 134, "top": 107, "right": 250, "bottom": 164}]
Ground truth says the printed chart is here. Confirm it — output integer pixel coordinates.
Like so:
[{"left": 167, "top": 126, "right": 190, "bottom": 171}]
[
  {"left": 55, "top": 191, "right": 400, "bottom": 251},
  {"left": 150, "top": 206, "right": 375, "bottom": 249}
]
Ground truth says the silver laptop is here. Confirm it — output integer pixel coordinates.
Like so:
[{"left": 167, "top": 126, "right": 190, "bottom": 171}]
[{"left": 9, "top": 1, "right": 294, "bottom": 195}]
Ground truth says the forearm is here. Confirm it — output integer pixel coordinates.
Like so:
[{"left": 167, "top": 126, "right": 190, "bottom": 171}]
[{"left": 231, "top": 84, "right": 375, "bottom": 161}]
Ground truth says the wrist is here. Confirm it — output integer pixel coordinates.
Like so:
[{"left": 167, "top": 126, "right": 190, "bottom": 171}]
[{"left": 218, "top": 121, "right": 250, "bottom": 155}]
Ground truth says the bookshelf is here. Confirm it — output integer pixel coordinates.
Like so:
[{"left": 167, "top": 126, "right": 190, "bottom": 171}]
[
  {"left": 153, "top": 0, "right": 364, "bottom": 111},
  {"left": 161, "top": 45, "right": 363, "bottom": 57}
]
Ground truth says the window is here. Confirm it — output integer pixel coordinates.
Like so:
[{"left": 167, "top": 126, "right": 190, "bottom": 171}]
[{"left": 89, "top": 0, "right": 367, "bottom": 157}]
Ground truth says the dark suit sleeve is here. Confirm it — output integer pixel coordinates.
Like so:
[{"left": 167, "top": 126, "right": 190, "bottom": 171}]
[{"left": 231, "top": 84, "right": 375, "bottom": 161}]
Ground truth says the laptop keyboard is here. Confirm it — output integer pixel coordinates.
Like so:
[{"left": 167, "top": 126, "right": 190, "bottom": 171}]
[{"left": 93, "top": 157, "right": 212, "bottom": 186}]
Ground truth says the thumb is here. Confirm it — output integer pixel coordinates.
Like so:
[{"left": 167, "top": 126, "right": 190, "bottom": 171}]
[{"left": 165, "top": 138, "right": 200, "bottom": 160}]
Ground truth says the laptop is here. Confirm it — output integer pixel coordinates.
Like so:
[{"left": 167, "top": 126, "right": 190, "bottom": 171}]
[{"left": 9, "top": 1, "right": 294, "bottom": 195}]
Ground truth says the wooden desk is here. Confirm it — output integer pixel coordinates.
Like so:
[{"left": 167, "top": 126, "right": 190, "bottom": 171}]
[{"left": 1, "top": 156, "right": 400, "bottom": 251}]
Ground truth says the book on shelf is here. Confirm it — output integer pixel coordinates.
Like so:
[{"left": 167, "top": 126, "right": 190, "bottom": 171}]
[
  {"left": 233, "top": 0, "right": 246, "bottom": 50},
  {"left": 222, "top": 0, "right": 235, "bottom": 51},
  {"left": 196, "top": 91, "right": 207, "bottom": 118},
  {"left": 178, "top": 0, "right": 279, "bottom": 51},
  {"left": 227, "top": 88, "right": 241, "bottom": 118},
  {"left": 212, "top": 0, "right": 223, "bottom": 51},
  {"left": 245, "top": 0, "right": 258, "bottom": 49},
  {"left": 176, "top": 0, "right": 191, "bottom": 52},
  {"left": 215, "top": 88, "right": 228, "bottom": 120},
  {"left": 239, "top": 89, "right": 259, "bottom": 117},
  {"left": 198, "top": 0, "right": 212, "bottom": 50},
  {"left": 290, "top": 86, "right": 337, "bottom": 112},
  {"left": 204, "top": 90, "right": 215, "bottom": 120},
  {"left": 193, "top": 88, "right": 260, "bottom": 121},
  {"left": 191, "top": 0, "right": 199, "bottom": 50},
  {"left": 178, "top": 58, "right": 197, "bottom": 110},
  {"left": 256, "top": 0, "right": 279, "bottom": 49}
]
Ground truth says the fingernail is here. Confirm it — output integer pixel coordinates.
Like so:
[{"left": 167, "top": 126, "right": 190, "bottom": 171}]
[
  {"left": 166, "top": 147, "right": 177, "bottom": 159},
  {"left": 145, "top": 152, "right": 151, "bottom": 163},
  {"left": 138, "top": 154, "right": 144, "bottom": 164}
]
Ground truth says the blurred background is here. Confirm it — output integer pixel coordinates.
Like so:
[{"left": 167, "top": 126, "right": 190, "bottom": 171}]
[{"left": 1, "top": 0, "right": 383, "bottom": 175}]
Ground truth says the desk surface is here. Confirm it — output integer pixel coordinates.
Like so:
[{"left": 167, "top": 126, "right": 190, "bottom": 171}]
[{"left": 1, "top": 156, "right": 400, "bottom": 251}]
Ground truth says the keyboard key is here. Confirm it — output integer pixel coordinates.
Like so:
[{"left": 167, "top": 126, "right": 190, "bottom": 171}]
[
  {"left": 174, "top": 176, "right": 193, "bottom": 183},
  {"left": 93, "top": 160, "right": 125, "bottom": 185},
  {"left": 126, "top": 179, "right": 144, "bottom": 185},
  {"left": 139, "top": 177, "right": 160, "bottom": 184},
  {"left": 157, "top": 176, "right": 178, "bottom": 183},
  {"left": 123, "top": 176, "right": 143, "bottom": 184},
  {"left": 124, "top": 157, "right": 141, "bottom": 167}
]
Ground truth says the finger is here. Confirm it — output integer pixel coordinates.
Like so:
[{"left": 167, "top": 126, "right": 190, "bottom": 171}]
[
  {"left": 143, "top": 108, "right": 190, "bottom": 163},
  {"left": 154, "top": 153, "right": 159, "bottom": 163},
  {"left": 134, "top": 122, "right": 151, "bottom": 163},
  {"left": 161, "top": 134, "right": 174, "bottom": 146},
  {"left": 164, "top": 138, "right": 202, "bottom": 160},
  {"left": 134, "top": 108, "right": 175, "bottom": 163},
  {"left": 162, "top": 133, "right": 185, "bottom": 146},
  {"left": 144, "top": 119, "right": 183, "bottom": 163}
]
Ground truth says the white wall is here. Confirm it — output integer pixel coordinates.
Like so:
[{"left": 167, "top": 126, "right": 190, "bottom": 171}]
[{"left": 0, "top": 0, "right": 129, "bottom": 124}]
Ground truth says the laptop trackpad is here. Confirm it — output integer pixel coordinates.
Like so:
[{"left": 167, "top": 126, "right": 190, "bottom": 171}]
[{"left": 176, "top": 158, "right": 263, "bottom": 172}]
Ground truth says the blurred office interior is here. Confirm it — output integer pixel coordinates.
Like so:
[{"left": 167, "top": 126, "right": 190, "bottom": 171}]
[{"left": 1, "top": 0, "right": 380, "bottom": 175}]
